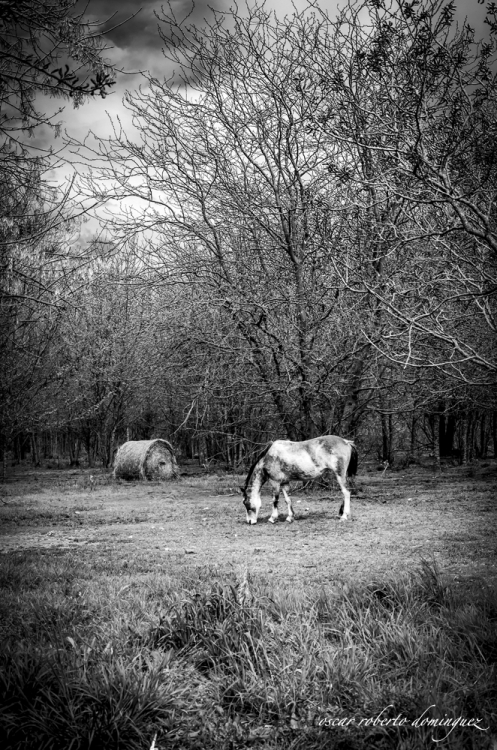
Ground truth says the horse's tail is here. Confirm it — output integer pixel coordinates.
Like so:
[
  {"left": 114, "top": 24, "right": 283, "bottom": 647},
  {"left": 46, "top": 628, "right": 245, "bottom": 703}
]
[
  {"left": 242, "top": 443, "right": 272, "bottom": 491},
  {"left": 346, "top": 442, "right": 358, "bottom": 478}
]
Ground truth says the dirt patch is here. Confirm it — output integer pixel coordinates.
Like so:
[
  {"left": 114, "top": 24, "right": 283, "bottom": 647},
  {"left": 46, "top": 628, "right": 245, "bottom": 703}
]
[{"left": 1, "top": 465, "right": 496, "bottom": 587}]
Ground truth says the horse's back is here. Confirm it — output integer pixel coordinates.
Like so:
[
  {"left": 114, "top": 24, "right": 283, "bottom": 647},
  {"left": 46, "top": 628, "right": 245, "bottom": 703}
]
[
  {"left": 313, "top": 435, "right": 354, "bottom": 454},
  {"left": 270, "top": 435, "right": 350, "bottom": 451},
  {"left": 264, "top": 435, "right": 352, "bottom": 477}
]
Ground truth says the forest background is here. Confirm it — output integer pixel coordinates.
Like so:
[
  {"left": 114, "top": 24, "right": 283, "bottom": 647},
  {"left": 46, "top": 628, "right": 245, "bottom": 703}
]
[{"left": 2, "top": 0, "right": 497, "bottom": 473}]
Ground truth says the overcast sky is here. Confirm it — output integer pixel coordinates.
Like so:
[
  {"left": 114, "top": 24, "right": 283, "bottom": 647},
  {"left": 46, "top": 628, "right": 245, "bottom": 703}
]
[
  {"left": 42, "top": 0, "right": 491, "bottom": 233},
  {"left": 59, "top": 0, "right": 492, "bottom": 149}
]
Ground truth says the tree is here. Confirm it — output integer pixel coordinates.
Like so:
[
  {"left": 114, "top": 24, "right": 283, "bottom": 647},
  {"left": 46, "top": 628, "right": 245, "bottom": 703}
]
[
  {"left": 304, "top": 0, "right": 497, "bottom": 389},
  {"left": 51, "top": 250, "right": 156, "bottom": 466},
  {"left": 70, "top": 0, "right": 496, "bottom": 464},
  {"left": 1, "top": 0, "right": 115, "bottom": 143},
  {"left": 0, "top": 0, "right": 120, "bottom": 468},
  {"left": 1, "top": 0, "right": 117, "bottom": 299},
  {"left": 82, "top": 2, "right": 382, "bottom": 443}
]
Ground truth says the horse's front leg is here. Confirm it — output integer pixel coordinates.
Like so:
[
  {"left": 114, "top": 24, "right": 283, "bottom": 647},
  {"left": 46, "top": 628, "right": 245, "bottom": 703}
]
[
  {"left": 281, "top": 485, "right": 294, "bottom": 523},
  {"left": 268, "top": 482, "right": 279, "bottom": 523}
]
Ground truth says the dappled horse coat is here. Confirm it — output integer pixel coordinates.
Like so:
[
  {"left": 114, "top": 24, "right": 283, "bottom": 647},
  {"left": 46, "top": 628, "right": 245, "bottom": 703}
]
[{"left": 240, "top": 435, "right": 358, "bottom": 524}]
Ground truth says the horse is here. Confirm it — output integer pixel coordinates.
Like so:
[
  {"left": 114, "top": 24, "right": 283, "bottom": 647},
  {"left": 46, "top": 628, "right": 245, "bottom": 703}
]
[{"left": 239, "top": 435, "right": 358, "bottom": 525}]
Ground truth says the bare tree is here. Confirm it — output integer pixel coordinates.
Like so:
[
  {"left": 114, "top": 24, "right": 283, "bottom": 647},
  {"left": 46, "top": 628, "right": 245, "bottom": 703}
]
[
  {"left": 81, "top": 2, "right": 382, "bottom": 441},
  {"left": 64, "top": 0, "right": 496, "bottom": 463},
  {"left": 0, "top": 1, "right": 124, "bottom": 468},
  {"left": 305, "top": 0, "right": 497, "bottom": 388}
]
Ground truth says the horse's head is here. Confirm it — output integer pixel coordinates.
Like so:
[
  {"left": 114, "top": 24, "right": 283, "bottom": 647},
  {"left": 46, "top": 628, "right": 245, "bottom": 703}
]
[{"left": 238, "top": 486, "right": 258, "bottom": 524}]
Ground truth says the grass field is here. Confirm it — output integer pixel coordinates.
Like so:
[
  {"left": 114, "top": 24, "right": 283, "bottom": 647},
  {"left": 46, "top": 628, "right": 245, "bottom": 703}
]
[{"left": 0, "top": 462, "right": 496, "bottom": 749}]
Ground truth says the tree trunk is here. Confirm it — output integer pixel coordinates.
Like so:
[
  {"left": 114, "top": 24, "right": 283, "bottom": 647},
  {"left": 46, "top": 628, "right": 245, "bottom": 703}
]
[
  {"left": 1, "top": 436, "right": 6, "bottom": 482},
  {"left": 31, "top": 433, "right": 40, "bottom": 467},
  {"left": 13, "top": 435, "right": 21, "bottom": 465},
  {"left": 388, "top": 413, "right": 394, "bottom": 464},
  {"left": 380, "top": 410, "right": 394, "bottom": 463},
  {"left": 446, "top": 414, "right": 457, "bottom": 456},
  {"left": 479, "top": 414, "right": 488, "bottom": 458},
  {"left": 341, "top": 354, "right": 367, "bottom": 438},
  {"left": 467, "top": 412, "right": 477, "bottom": 462},
  {"left": 85, "top": 434, "right": 94, "bottom": 468},
  {"left": 460, "top": 412, "right": 468, "bottom": 464},
  {"left": 407, "top": 413, "right": 418, "bottom": 463},
  {"left": 432, "top": 412, "right": 441, "bottom": 471},
  {"left": 68, "top": 436, "right": 80, "bottom": 467}
]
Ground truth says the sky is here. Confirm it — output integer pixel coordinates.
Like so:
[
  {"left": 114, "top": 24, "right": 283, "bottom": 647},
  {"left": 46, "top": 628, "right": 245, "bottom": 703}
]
[
  {"left": 67, "top": 0, "right": 236, "bottom": 139},
  {"left": 65, "top": 0, "right": 343, "bottom": 148},
  {"left": 41, "top": 0, "right": 492, "bottom": 236},
  {"left": 59, "top": 0, "right": 494, "bottom": 149}
]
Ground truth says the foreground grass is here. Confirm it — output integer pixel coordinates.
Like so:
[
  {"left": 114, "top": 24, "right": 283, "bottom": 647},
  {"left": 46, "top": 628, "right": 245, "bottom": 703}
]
[{"left": 0, "top": 554, "right": 495, "bottom": 750}]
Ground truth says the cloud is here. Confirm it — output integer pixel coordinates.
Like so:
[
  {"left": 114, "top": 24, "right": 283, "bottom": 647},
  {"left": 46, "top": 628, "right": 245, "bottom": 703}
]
[
  {"left": 88, "top": 0, "right": 165, "bottom": 53},
  {"left": 74, "top": 0, "right": 231, "bottom": 77},
  {"left": 28, "top": 0, "right": 494, "bottom": 238}
]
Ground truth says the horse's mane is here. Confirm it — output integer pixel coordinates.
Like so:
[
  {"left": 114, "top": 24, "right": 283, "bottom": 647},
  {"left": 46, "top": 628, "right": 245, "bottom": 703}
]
[{"left": 243, "top": 443, "right": 271, "bottom": 491}]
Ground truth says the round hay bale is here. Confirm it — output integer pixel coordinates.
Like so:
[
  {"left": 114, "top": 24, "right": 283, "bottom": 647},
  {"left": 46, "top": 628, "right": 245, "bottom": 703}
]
[{"left": 113, "top": 439, "right": 179, "bottom": 481}]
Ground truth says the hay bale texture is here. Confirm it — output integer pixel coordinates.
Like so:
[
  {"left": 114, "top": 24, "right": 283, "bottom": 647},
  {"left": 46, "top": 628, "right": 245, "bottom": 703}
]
[{"left": 113, "top": 439, "right": 179, "bottom": 481}]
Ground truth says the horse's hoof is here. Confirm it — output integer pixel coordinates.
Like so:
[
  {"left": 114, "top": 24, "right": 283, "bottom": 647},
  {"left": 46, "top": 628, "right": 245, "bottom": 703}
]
[
  {"left": 286, "top": 516, "right": 294, "bottom": 523},
  {"left": 339, "top": 515, "right": 349, "bottom": 522},
  {"left": 268, "top": 517, "right": 276, "bottom": 524}
]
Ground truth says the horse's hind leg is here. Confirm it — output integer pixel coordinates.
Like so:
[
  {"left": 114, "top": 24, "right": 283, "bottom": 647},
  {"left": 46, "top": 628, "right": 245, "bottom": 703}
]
[
  {"left": 335, "top": 469, "right": 351, "bottom": 521},
  {"left": 281, "top": 485, "right": 294, "bottom": 523}
]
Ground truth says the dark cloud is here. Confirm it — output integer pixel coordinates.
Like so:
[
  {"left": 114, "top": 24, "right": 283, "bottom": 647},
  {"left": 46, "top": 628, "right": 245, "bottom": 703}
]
[
  {"left": 78, "top": 0, "right": 163, "bottom": 53},
  {"left": 52, "top": 1, "right": 233, "bottom": 155},
  {"left": 76, "top": 1, "right": 229, "bottom": 62},
  {"left": 44, "top": 0, "right": 492, "bottom": 175},
  {"left": 76, "top": 0, "right": 491, "bottom": 82}
]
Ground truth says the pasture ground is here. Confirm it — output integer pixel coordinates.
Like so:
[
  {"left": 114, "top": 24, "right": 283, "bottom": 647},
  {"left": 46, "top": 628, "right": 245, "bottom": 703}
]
[
  {"left": 1, "top": 462, "right": 496, "bottom": 585},
  {"left": 0, "top": 462, "right": 496, "bottom": 749}
]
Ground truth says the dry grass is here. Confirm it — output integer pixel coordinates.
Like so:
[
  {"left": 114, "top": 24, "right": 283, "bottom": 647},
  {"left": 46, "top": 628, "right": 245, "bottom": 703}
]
[{"left": 0, "top": 463, "right": 496, "bottom": 748}]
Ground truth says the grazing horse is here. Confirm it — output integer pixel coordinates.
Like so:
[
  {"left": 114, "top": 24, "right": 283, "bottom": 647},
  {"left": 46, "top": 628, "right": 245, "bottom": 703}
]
[{"left": 239, "top": 436, "right": 358, "bottom": 525}]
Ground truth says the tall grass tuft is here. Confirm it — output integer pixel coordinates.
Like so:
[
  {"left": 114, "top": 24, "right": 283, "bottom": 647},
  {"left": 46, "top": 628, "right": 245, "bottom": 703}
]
[
  {"left": 148, "top": 582, "right": 266, "bottom": 675},
  {"left": 0, "top": 647, "right": 186, "bottom": 749}
]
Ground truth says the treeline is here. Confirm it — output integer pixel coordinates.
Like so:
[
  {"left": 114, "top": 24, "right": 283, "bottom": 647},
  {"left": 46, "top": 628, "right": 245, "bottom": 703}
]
[
  {"left": 4, "top": 250, "right": 496, "bottom": 471},
  {"left": 2, "top": 0, "right": 497, "bottom": 471}
]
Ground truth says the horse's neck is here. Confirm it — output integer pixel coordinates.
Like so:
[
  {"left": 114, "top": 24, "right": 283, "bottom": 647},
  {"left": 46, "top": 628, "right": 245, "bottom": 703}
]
[{"left": 249, "top": 466, "right": 264, "bottom": 501}]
